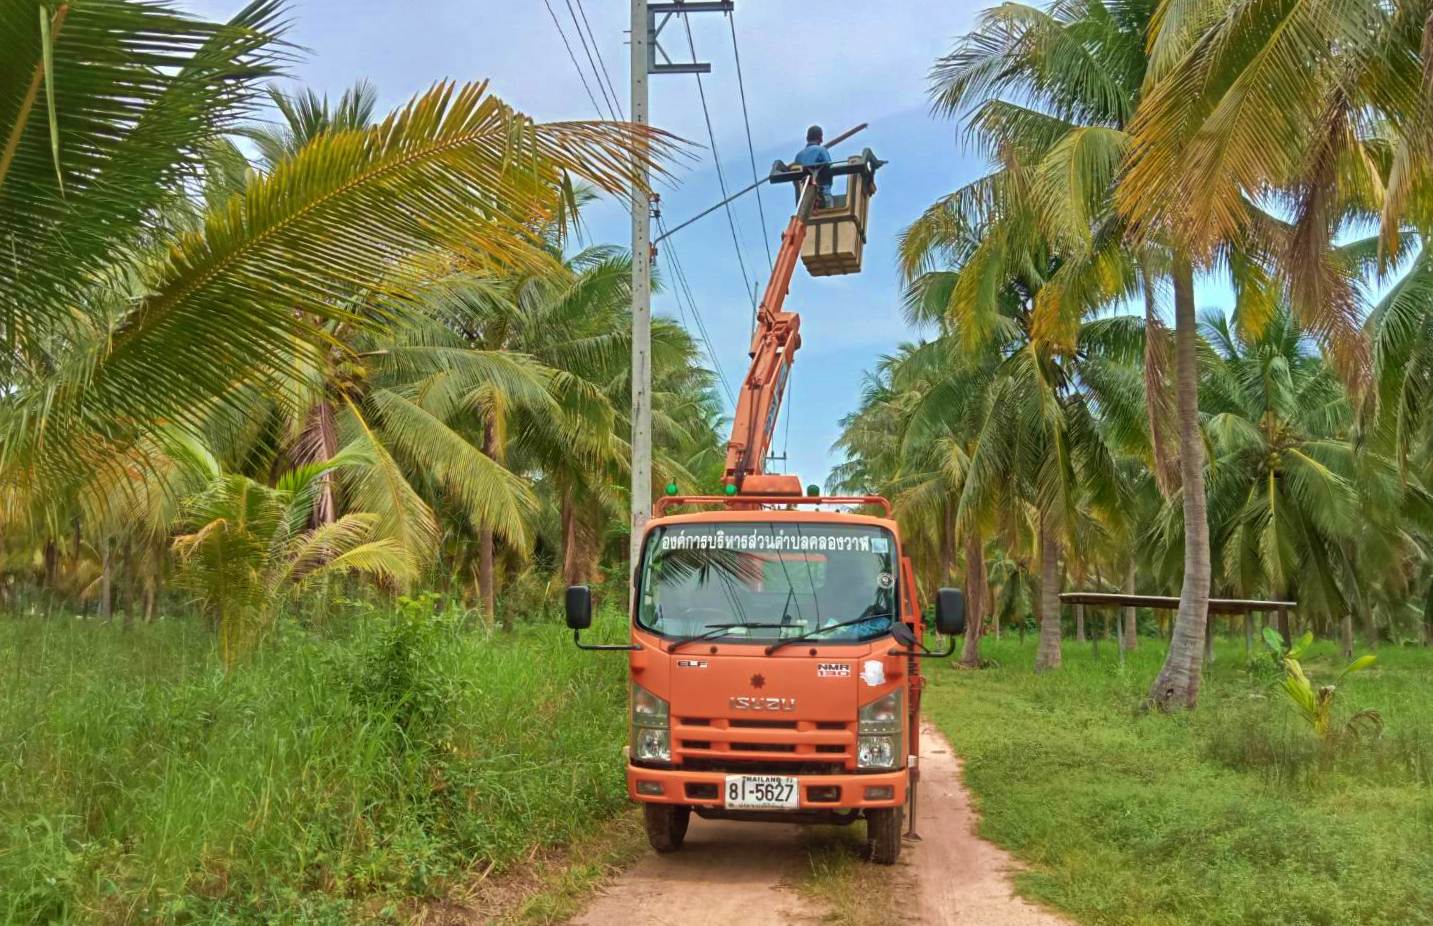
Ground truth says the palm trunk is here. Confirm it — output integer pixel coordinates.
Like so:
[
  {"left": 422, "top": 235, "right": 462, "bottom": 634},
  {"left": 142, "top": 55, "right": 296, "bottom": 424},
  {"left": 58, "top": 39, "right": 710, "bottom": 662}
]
[
  {"left": 143, "top": 574, "right": 157, "bottom": 623},
  {"left": 1075, "top": 603, "right": 1086, "bottom": 643},
  {"left": 311, "top": 400, "right": 339, "bottom": 526},
  {"left": 1363, "top": 606, "right": 1379, "bottom": 650},
  {"left": 1122, "top": 560, "right": 1137, "bottom": 651},
  {"left": 1340, "top": 613, "right": 1354, "bottom": 659},
  {"left": 1035, "top": 517, "right": 1062, "bottom": 672},
  {"left": 959, "top": 527, "right": 987, "bottom": 667},
  {"left": 43, "top": 538, "right": 59, "bottom": 616},
  {"left": 121, "top": 540, "right": 135, "bottom": 631},
  {"left": 477, "top": 416, "right": 500, "bottom": 628},
  {"left": 561, "top": 487, "right": 582, "bottom": 586},
  {"left": 1142, "top": 263, "right": 1179, "bottom": 496},
  {"left": 99, "top": 537, "right": 114, "bottom": 622},
  {"left": 938, "top": 503, "right": 956, "bottom": 586},
  {"left": 1148, "top": 251, "right": 1211, "bottom": 709}
]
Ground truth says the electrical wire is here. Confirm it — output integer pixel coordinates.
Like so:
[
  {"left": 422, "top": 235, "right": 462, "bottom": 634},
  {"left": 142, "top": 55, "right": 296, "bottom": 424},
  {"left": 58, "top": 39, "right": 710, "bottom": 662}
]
[
  {"left": 663, "top": 234, "right": 736, "bottom": 407},
  {"left": 542, "top": 0, "right": 605, "bottom": 120},
  {"left": 657, "top": 215, "right": 736, "bottom": 408},
  {"left": 563, "top": 0, "right": 620, "bottom": 121},
  {"left": 727, "top": 12, "right": 774, "bottom": 272},
  {"left": 680, "top": 12, "right": 759, "bottom": 313},
  {"left": 573, "top": 0, "right": 624, "bottom": 119},
  {"left": 782, "top": 364, "right": 793, "bottom": 463}
]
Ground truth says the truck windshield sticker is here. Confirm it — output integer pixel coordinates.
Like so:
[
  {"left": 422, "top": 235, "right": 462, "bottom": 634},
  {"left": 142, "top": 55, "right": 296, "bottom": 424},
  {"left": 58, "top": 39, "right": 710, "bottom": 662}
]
[
  {"left": 658, "top": 529, "right": 875, "bottom": 553},
  {"left": 638, "top": 522, "right": 898, "bottom": 644}
]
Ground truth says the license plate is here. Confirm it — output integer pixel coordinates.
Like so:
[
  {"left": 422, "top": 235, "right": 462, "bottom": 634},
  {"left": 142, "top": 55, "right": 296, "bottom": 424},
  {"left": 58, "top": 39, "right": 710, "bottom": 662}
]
[{"left": 723, "top": 774, "right": 799, "bottom": 810}]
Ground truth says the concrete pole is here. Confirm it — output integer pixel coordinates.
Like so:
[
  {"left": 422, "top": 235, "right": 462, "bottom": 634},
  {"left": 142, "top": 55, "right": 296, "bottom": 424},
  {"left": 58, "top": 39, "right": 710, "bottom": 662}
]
[{"left": 629, "top": 0, "right": 652, "bottom": 573}]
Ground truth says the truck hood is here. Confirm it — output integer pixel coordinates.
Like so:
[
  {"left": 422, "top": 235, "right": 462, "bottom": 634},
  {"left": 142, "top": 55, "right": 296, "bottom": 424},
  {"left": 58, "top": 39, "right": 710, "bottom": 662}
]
[{"left": 669, "top": 647, "right": 890, "bottom": 723}]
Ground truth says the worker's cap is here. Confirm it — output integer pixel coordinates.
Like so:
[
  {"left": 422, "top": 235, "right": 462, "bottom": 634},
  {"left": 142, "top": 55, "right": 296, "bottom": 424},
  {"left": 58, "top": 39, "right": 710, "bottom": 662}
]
[{"left": 806, "top": 124, "right": 823, "bottom": 143}]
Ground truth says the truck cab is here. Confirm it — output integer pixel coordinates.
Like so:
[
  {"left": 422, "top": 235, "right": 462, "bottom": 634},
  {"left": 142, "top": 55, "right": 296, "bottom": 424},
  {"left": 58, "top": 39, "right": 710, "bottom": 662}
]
[{"left": 565, "top": 495, "right": 966, "bottom": 864}]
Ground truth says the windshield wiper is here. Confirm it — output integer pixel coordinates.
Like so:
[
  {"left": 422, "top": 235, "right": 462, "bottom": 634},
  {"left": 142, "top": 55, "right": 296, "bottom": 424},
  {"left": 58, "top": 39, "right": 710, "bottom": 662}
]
[
  {"left": 668, "top": 622, "right": 787, "bottom": 653},
  {"left": 764, "top": 614, "right": 894, "bottom": 655}
]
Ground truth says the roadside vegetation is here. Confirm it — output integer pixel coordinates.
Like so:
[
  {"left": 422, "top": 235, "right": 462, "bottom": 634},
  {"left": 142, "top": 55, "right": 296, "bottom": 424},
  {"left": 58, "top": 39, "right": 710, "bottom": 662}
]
[
  {"left": 0, "top": 604, "right": 633, "bottom": 924},
  {"left": 926, "top": 637, "right": 1433, "bottom": 926}
]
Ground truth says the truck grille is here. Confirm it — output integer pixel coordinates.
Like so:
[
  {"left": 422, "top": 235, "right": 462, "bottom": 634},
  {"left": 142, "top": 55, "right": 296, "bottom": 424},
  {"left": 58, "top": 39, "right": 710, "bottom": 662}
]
[{"left": 674, "top": 717, "right": 854, "bottom": 772}]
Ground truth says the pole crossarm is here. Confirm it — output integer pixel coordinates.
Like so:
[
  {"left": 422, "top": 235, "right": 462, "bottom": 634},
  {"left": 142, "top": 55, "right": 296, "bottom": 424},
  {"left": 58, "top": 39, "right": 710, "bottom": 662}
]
[
  {"left": 1059, "top": 592, "right": 1297, "bottom": 614},
  {"left": 647, "top": 1, "right": 733, "bottom": 74}
]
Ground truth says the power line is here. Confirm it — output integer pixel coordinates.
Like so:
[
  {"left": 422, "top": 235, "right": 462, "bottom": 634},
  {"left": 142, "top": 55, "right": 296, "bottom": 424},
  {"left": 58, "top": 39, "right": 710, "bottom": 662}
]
[
  {"left": 782, "top": 363, "right": 793, "bottom": 462},
  {"left": 727, "top": 12, "right": 774, "bottom": 272},
  {"left": 542, "top": 0, "right": 606, "bottom": 119},
  {"left": 680, "top": 12, "right": 760, "bottom": 314},
  {"left": 573, "top": 0, "right": 624, "bottom": 119},
  {"left": 657, "top": 215, "right": 736, "bottom": 408},
  {"left": 663, "top": 234, "right": 735, "bottom": 407},
  {"left": 563, "top": 0, "right": 620, "bottom": 120}
]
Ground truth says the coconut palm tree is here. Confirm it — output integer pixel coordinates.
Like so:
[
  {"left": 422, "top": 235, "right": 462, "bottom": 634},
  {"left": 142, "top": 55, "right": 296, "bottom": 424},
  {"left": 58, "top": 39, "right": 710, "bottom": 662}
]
[
  {"left": 911, "top": 0, "right": 1204, "bottom": 679},
  {"left": 173, "top": 454, "right": 416, "bottom": 664},
  {"left": 1115, "top": 0, "right": 1433, "bottom": 703},
  {"left": 0, "top": 0, "right": 672, "bottom": 506},
  {"left": 1198, "top": 310, "right": 1360, "bottom": 620}
]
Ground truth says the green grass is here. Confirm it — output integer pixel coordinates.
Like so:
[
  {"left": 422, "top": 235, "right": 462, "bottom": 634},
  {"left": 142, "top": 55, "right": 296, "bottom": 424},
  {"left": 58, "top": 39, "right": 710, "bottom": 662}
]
[
  {"left": 0, "top": 599, "right": 634, "bottom": 925},
  {"left": 925, "top": 635, "right": 1433, "bottom": 926},
  {"left": 796, "top": 826, "right": 898, "bottom": 926}
]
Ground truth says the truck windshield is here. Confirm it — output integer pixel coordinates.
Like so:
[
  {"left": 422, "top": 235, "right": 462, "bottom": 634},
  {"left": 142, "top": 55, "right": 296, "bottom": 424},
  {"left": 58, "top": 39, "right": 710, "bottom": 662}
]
[{"left": 636, "top": 522, "right": 898, "bottom": 643}]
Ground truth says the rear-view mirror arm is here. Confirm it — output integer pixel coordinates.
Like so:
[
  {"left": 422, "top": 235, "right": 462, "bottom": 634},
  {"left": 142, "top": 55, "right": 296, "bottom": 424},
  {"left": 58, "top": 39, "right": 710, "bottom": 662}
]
[
  {"left": 887, "top": 636, "right": 957, "bottom": 658},
  {"left": 573, "top": 630, "right": 642, "bottom": 652}
]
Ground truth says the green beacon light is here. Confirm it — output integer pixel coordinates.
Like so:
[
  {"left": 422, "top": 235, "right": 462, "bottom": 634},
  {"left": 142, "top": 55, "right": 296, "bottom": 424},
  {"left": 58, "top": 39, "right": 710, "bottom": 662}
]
[
  {"left": 806, "top": 483, "right": 821, "bottom": 497},
  {"left": 664, "top": 481, "right": 679, "bottom": 496},
  {"left": 723, "top": 483, "right": 738, "bottom": 496}
]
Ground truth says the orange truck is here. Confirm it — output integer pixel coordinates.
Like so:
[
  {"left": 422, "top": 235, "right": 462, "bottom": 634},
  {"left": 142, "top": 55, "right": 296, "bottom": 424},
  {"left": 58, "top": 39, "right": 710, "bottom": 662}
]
[{"left": 565, "top": 149, "right": 967, "bottom": 865}]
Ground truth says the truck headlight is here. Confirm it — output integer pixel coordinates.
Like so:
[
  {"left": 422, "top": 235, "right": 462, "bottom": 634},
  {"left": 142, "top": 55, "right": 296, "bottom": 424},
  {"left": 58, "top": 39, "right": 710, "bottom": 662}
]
[
  {"left": 633, "top": 726, "right": 671, "bottom": 762},
  {"left": 857, "top": 734, "right": 898, "bottom": 769},
  {"left": 857, "top": 691, "right": 902, "bottom": 769},
  {"left": 631, "top": 684, "right": 670, "bottom": 762}
]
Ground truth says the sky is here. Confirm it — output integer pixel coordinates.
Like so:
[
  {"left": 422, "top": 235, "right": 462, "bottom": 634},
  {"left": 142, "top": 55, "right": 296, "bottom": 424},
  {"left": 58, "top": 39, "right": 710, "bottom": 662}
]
[
  {"left": 182, "top": 0, "right": 1232, "bottom": 487},
  {"left": 181, "top": 0, "right": 995, "bottom": 487}
]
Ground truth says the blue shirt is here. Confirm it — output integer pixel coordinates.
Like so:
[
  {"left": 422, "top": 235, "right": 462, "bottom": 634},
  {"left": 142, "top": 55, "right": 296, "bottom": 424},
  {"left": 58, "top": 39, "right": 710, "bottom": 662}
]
[{"left": 793, "top": 143, "right": 831, "bottom": 169}]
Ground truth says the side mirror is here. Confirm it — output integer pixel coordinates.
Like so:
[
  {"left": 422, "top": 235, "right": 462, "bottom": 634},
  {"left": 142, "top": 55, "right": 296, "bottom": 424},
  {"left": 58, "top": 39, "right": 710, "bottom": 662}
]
[
  {"left": 935, "top": 587, "right": 966, "bottom": 636},
  {"left": 890, "top": 622, "right": 917, "bottom": 647},
  {"left": 565, "top": 585, "right": 593, "bottom": 631}
]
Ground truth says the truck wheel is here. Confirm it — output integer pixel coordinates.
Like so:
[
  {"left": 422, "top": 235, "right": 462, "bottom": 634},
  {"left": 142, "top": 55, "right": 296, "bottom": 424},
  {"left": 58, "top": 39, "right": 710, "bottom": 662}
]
[
  {"left": 865, "top": 807, "right": 903, "bottom": 865},
  {"left": 643, "top": 803, "right": 691, "bottom": 853}
]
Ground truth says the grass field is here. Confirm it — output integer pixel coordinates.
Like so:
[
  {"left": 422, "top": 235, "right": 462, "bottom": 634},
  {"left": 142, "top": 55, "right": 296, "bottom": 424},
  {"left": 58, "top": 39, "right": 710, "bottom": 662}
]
[
  {"left": 924, "top": 635, "right": 1433, "bottom": 926},
  {"left": 0, "top": 601, "right": 634, "bottom": 925}
]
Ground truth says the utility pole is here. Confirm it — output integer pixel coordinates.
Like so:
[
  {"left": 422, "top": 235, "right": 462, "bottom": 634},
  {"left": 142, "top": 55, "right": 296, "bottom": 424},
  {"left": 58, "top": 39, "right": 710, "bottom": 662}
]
[
  {"left": 629, "top": 0, "right": 651, "bottom": 572},
  {"left": 629, "top": 0, "right": 733, "bottom": 570}
]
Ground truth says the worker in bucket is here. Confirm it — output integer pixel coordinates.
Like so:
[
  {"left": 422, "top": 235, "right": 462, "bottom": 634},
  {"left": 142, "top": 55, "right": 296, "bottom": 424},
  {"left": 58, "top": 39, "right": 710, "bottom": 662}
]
[{"left": 792, "top": 124, "right": 833, "bottom": 207}]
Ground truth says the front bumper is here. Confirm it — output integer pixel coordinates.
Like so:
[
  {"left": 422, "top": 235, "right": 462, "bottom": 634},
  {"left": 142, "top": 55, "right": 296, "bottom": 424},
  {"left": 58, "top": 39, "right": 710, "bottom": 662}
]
[{"left": 627, "top": 763, "right": 907, "bottom": 809}]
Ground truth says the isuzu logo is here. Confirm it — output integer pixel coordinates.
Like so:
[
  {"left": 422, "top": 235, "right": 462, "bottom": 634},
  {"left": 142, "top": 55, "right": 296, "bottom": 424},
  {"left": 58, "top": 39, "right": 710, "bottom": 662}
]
[{"left": 730, "top": 696, "right": 796, "bottom": 712}]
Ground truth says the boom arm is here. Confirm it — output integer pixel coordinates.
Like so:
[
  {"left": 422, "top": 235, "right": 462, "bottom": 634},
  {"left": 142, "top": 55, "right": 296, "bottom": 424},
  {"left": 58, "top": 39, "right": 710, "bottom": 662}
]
[
  {"left": 721, "top": 182, "right": 817, "bottom": 490},
  {"left": 720, "top": 150, "right": 883, "bottom": 493}
]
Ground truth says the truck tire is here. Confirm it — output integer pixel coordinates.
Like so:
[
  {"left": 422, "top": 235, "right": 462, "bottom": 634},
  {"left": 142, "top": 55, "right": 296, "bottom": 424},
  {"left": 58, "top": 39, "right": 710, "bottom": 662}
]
[
  {"left": 865, "top": 806, "right": 903, "bottom": 865},
  {"left": 643, "top": 803, "right": 691, "bottom": 853}
]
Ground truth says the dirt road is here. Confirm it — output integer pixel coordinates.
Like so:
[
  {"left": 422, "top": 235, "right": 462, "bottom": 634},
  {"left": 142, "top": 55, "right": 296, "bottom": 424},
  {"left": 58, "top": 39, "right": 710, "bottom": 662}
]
[{"left": 569, "top": 723, "right": 1069, "bottom": 926}]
